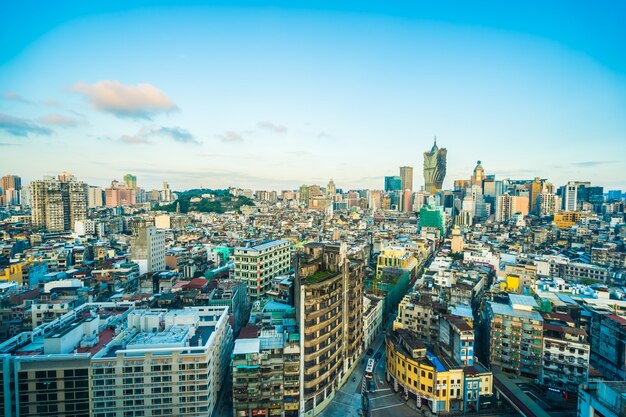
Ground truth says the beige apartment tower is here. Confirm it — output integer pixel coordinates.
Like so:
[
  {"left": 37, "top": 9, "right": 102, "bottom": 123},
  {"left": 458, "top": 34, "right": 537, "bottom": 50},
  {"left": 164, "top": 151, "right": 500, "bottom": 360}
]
[{"left": 295, "top": 242, "right": 364, "bottom": 416}]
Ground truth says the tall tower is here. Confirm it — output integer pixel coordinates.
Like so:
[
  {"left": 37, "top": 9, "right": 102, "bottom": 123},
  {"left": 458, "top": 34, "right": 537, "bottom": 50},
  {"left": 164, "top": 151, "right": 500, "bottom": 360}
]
[
  {"left": 423, "top": 137, "right": 447, "bottom": 195},
  {"left": 471, "top": 160, "right": 485, "bottom": 188},
  {"left": 123, "top": 173, "right": 137, "bottom": 189},
  {"left": 399, "top": 166, "right": 413, "bottom": 192},
  {"left": 327, "top": 178, "right": 336, "bottom": 197}
]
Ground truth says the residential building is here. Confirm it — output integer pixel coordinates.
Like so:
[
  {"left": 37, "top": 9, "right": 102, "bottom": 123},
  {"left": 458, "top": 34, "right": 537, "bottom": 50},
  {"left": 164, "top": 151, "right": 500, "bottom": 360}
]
[
  {"left": 385, "top": 328, "right": 492, "bottom": 413},
  {"left": 233, "top": 240, "right": 291, "bottom": 300},
  {"left": 130, "top": 226, "right": 166, "bottom": 274},
  {"left": 30, "top": 174, "right": 88, "bottom": 232},
  {"left": 294, "top": 242, "right": 363, "bottom": 416},
  {"left": 232, "top": 306, "right": 300, "bottom": 417},
  {"left": 486, "top": 295, "right": 543, "bottom": 377},
  {"left": 363, "top": 295, "right": 384, "bottom": 351},
  {"left": 578, "top": 381, "right": 626, "bottom": 417},
  {"left": 589, "top": 312, "right": 626, "bottom": 381},
  {"left": 439, "top": 314, "right": 475, "bottom": 367},
  {"left": 541, "top": 321, "right": 589, "bottom": 393}
]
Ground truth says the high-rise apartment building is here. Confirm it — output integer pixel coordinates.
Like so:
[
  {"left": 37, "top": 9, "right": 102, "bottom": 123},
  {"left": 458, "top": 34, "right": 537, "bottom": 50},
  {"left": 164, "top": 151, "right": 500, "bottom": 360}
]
[
  {"left": 88, "top": 186, "right": 104, "bottom": 208},
  {"left": 161, "top": 181, "right": 172, "bottom": 202},
  {"left": 495, "top": 194, "right": 528, "bottom": 222},
  {"left": 294, "top": 243, "right": 363, "bottom": 416},
  {"left": 130, "top": 226, "right": 166, "bottom": 274},
  {"left": 538, "top": 192, "right": 560, "bottom": 216},
  {"left": 232, "top": 307, "right": 301, "bottom": 417},
  {"left": 540, "top": 321, "right": 589, "bottom": 393},
  {"left": 399, "top": 166, "right": 413, "bottom": 192},
  {"left": 0, "top": 175, "right": 21, "bottom": 206},
  {"left": 105, "top": 180, "right": 137, "bottom": 207},
  {"left": 30, "top": 174, "right": 88, "bottom": 232},
  {"left": 423, "top": 137, "right": 447, "bottom": 195},
  {"left": 233, "top": 240, "right": 291, "bottom": 300},
  {"left": 487, "top": 295, "right": 543, "bottom": 378}
]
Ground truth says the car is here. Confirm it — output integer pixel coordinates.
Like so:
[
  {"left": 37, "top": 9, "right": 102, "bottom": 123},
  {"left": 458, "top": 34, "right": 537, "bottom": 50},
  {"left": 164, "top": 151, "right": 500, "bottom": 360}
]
[
  {"left": 366, "top": 348, "right": 374, "bottom": 356},
  {"left": 374, "top": 352, "right": 382, "bottom": 361}
]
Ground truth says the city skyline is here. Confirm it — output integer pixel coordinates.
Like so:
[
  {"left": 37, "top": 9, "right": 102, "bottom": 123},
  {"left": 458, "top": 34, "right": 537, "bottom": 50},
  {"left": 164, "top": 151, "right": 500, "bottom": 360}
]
[{"left": 1, "top": 1, "right": 626, "bottom": 190}]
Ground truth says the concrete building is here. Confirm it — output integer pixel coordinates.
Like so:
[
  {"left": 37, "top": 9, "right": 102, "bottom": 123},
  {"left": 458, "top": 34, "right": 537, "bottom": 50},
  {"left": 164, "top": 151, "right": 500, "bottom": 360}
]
[
  {"left": 294, "top": 243, "right": 363, "bottom": 416},
  {"left": 385, "top": 328, "right": 492, "bottom": 413},
  {"left": 131, "top": 226, "right": 166, "bottom": 274},
  {"left": 439, "top": 314, "right": 475, "bottom": 367},
  {"left": 578, "top": 381, "right": 626, "bottom": 417},
  {"left": 419, "top": 202, "right": 446, "bottom": 238},
  {"left": 589, "top": 312, "right": 626, "bottom": 381},
  {"left": 232, "top": 307, "right": 300, "bottom": 417},
  {"left": 30, "top": 175, "right": 88, "bottom": 232},
  {"left": 540, "top": 321, "right": 589, "bottom": 393},
  {"left": 88, "top": 186, "right": 104, "bottom": 208},
  {"left": 0, "top": 302, "right": 135, "bottom": 417},
  {"left": 90, "top": 306, "right": 232, "bottom": 417},
  {"left": 538, "top": 192, "right": 560, "bottom": 216},
  {"left": 233, "top": 240, "right": 291, "bottom": 300},
  {"left": 0, "top": 175, "right": 21, "bottom": 206},
  {"left": 562, "top": 181, "right": 578, "bottom": 212},
  {"left": 105, "top": 180, "right": 136, "bottom": 207},
  {"left": 375, "top": 247, "right": 418, "bottom": 279},
  {"left": 363, "top": 295, "right": 384, "bottom": 351},
  {"left": 486, "top": 295, "right": 543, "bottom": 377},
  {"left": 400, "top": 166, "right": 414, "bottom": 192}
]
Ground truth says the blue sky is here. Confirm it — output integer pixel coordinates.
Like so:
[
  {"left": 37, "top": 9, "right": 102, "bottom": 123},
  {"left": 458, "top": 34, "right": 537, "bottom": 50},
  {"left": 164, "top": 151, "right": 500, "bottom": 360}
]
[{"left": 1, "top": 1, "right": 625, "bottom": 191}]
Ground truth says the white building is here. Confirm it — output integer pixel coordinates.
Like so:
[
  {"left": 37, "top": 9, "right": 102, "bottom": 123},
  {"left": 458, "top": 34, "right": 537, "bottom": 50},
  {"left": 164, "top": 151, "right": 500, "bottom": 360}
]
[
  {"left": 363, "top": 295, "right": 384, "bottom": 350},
  {"left": 91, "top": 306, "right": 233, "bottom": 417},
  {"left": 233, "top": 239, "right": 291, "bottom": 300},
  {"left": 131, "top": 226, "right": 166, "bottom": 274},
  {"left": 563, "top": 181, "right": 578, "bottom": 212}
]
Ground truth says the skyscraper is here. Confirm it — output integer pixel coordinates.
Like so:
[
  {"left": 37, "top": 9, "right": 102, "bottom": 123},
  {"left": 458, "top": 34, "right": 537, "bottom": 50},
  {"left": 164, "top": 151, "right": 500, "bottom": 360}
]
[
  {"left": 562, "top": 181, "right": 578, "bottom": 211},
  {"left": 399, "top": 166, "right": 413, "bottom": 191},
  {"left": 30, "top": 174, "right": 88, "bottom": 232},
  {"left": 423, "top": 137, "right": 447, "bottom": 195},
  {"left": 471, "top": 160, "right": 485, "bottom": 189},
  {"left": 123, "top": 173, "right": 137, "bottom": 188},
  {"left": 327, "top": 178, "right": 336, "bottom": 197},
  {"left": 384, "top": 175, "right": 402, "bottom": 192}
]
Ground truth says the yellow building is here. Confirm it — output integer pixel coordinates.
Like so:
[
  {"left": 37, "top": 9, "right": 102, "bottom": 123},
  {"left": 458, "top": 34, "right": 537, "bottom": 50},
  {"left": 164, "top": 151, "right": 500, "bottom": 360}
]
[
  {"left": 386, "top": 329, "right": 492, "bottom": 413},
  {"left": 553, "top": 212, "right": 587, "bottom": 229},
  {"left": 499, "top": 275, "right": 520, "bottom": 293},
  {"left": 0, "top": 263, "right": 23, "bottom": 285},
  {"left": 386, "top": 329, "right": 463, "bottom": 413},
  {"left": 376, "top": 247, "right": 417, "bottom": 279}
]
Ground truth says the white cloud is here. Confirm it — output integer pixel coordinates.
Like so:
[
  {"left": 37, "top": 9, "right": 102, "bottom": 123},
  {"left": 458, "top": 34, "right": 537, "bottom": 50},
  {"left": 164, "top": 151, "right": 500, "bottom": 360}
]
[
  {"left": 73, "top": 80, "right": 177, "bottom": 119},
  {"left": 37, "top": 113, "right": 86, "bottom": 127},
  {"left": 258, "top": 121, "right": 288, "bottom": 133}
]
